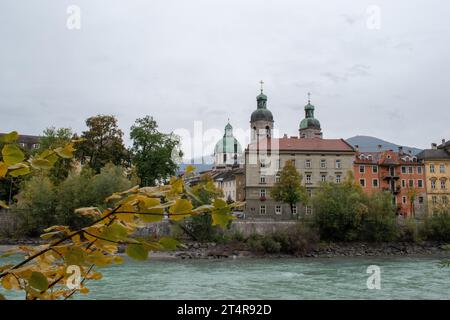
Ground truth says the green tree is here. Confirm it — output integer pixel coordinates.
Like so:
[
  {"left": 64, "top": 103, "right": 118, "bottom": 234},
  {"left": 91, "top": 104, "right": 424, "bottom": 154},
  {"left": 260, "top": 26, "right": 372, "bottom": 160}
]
[
  {"left": 270, "top": 160, "right": 308, "bottom": 219},
  {"left": 76, "top": 115, "right": 127, "bottom": 173},
  {"left": 130, "top": 116, "right": 182, "bottom": 186},
  {"left": 36, "top": 127, "right": 75, "bottom": 183}
]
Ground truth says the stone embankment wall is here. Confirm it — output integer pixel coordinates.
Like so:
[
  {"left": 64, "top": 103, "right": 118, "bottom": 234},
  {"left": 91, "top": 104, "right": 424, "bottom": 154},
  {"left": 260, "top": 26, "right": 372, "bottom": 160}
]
[{"left": 227, "top": 220, "right": 297, "bottom": 236}]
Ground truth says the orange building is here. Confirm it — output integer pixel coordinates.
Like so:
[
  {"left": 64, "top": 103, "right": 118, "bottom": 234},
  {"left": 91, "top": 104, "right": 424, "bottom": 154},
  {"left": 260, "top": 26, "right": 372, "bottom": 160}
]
[{"left": 353, "top": 147, "right": 426, "bottom": 217}]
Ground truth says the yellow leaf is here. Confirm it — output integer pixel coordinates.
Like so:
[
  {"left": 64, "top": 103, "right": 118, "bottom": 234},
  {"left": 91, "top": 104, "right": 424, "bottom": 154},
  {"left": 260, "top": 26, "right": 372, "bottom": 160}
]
[
  {"left": 0, "top": 161, "right": 8, "bottom": 178},
  {"left": 137, "top": 197, "right": 164, "bottom": 223},
  {"left": 0, "top": 200, "right": 9, "bottom": 209},
  {"left": 168, "top": 199, "right": 192, "bottom": 221},
  {"left": 2, "top": 144, "right": 25, "bottom": 166},
  {"left": 54, "top": 143, "right": 75, "bottom": 159},
  {"left": 30, "top": 158, "right": 53, "bottom": 170},
  {"left": 0, "top": 131, "right": 19, "bottom": 143}
]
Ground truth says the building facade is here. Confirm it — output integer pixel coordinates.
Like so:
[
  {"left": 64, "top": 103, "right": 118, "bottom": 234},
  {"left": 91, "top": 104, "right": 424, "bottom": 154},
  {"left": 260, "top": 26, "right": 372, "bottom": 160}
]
[
  {"left": 417, "top": 140, "right": 450, "bottom": 215},
  {"left": 244, "top": 93, "right": 355, "bottom": 219},
  {"left": 353, "top": 147, "right": 426, "bottom": 217}
]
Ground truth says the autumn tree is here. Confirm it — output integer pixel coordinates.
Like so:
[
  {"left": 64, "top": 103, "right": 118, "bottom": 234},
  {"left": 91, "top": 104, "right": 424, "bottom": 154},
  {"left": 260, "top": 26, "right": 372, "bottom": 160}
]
[
  {"left": 270, "top": 160, "right": 308, "bottom": 219},
  {"left": 130, "top": 116, "right": 182, "bottom": 186},
  {"left": 76, "top": 115, "right": 127, "bottom": 173}
]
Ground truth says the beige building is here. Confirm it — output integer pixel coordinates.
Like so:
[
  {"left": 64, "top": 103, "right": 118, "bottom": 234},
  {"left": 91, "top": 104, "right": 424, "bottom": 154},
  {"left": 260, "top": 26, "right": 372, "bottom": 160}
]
[
  {"left": 417, "top": 139, "right": 450, "bottom": 214},
  {"left": 244, "top": 92, "right": 355, "bottom": 219}
]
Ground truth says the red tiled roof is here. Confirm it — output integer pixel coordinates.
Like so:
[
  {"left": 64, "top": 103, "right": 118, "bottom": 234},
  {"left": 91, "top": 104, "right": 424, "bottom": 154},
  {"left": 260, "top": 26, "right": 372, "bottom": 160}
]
[{"left": 247, "top": 137, "right": 354, "bottom": 152}]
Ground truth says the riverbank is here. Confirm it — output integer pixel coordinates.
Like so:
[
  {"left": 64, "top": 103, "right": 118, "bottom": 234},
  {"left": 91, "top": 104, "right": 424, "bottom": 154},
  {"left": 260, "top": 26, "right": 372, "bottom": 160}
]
[
  {"left": 1, "top": 239, "right": 448, "bottom": 260},
  {"left": 136, "top": 240, "right": 450, "bottom": 260}
]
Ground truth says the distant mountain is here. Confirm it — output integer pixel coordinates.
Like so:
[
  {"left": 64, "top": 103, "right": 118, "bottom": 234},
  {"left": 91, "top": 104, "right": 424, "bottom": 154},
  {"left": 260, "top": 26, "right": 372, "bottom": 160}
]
[{"left": 346, "top": 135, "right": 422, "bottom": 155}]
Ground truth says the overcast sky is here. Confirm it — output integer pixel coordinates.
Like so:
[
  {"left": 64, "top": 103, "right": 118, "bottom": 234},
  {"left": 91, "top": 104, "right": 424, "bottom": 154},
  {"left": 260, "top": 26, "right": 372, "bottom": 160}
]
[{"left": 1, "top": 0, "right": 449, "bottom": 158}]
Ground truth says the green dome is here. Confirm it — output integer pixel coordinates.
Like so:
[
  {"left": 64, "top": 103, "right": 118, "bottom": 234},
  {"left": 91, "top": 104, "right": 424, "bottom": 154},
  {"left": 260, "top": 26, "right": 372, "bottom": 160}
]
[
  {"left": 256, "top": 93, "right": 267, "bottom": 101},
  {"left": 305, "top": 102, "right": 315, "bottom": 110},
  {"left": 214, "top": 136, "right": 242, "bottom": 154},
  {"left": 300, "top": 117, "right": 321, "bottom": 130},
  {"left": 251, "top": 108, "right": 273, "bottom": 122}
]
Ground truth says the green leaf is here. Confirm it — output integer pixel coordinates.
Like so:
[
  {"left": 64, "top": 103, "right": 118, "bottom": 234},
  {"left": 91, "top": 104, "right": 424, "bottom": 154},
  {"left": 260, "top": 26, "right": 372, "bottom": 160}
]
[
  {"left": 7, "top": 163, "right": 30, "bottom": 177},
  {"left": 211, "top": 198, "right": 235, "bottom": 229},
  {"left": 168, "top": 199, "right": 192, "bottom": 221},
  {"left": 28, "top": 272, "right": 48, "bottom": 291},
  {"left": 64, "top": 247, "right": 86, "bottom": 266},
  {"left": 30, "top": 158, "right": 53, "bottom": 170},
  {"left": 101, "top": 222, "right": 129, "bottom": 241},
  {"left": 0, "top": 131, "right": 19, "bottom": 143},
  {"left": 2, "top": 144, "right": 25, "bottom": 166},
  {"left": 125, "top": 244, "right": 148, "bottom": 261},
  {"left": 159, "top": 237, "right": 180, "bottom": 250}
]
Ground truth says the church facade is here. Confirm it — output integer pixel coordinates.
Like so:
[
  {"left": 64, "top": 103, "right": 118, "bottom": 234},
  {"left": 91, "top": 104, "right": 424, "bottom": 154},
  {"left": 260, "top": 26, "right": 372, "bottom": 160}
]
[{"left": 244, "top": 89, "right": 355, "bottom": 219}]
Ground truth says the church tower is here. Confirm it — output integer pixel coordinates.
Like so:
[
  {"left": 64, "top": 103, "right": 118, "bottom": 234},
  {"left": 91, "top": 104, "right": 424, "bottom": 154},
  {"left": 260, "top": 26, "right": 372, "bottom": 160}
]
[
  {"left": 299, "top": 93, "right": 322, "bottom": 139},
  {"left": 214, "top": 121, "right": 242, "bottom": 167},
  {"left": 250, "top": 81, "right": 274, "bottom": 142}
]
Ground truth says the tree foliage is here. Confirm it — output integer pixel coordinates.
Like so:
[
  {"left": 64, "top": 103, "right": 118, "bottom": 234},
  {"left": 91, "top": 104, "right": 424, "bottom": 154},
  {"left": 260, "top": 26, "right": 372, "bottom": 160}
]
[
  {"left": 130, "top": 116, "right": 182, "bottom": 186},
  {"left": 270, "top": 160, "right": 308, "bottom": 218},
  {"left": 75, "top": 115, "right": 127, "bottom": 173},
  {"left": 0, "top": 134, "right": 239, "bottom": 299}
]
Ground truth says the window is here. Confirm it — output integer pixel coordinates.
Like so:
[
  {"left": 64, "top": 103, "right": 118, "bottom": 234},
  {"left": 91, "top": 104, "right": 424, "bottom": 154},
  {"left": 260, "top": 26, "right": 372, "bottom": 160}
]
[
  {"left": 260, "top": 160, "right": 266, "bottom": 168},
  {"left": 275, "top": 174, "right": 281, "bottom": 183},
  {"left": 401, "top": 166, "right": 406, "bottom": 174},
  {"left": 432, "top": 196, "right": 437, "bottom": 205},
  {"left": 275, "top": 205, "right": 282, "bottom": 215},
  {"left": 418, "top": 180, "right": 423, "bottom": 188},
  {"left": 305, "top": 159, "right": 311, "bottom": 168},
  {"left": 401, "top": 180, "right": 406, "bottom": 188},
  {"left": 307, "top": 189, "right": 312, "bottom": 197},
  {"left": 277, "top": 159, "right": 281, "bottom": 169},
  {"left": 441, "top": 180, "right": 446, "bottom": 190},
  {"left": 292, "top": 206, "right": 297, "bottom": 215},
  {"left": 306, "top": 174, "right": 312, "bottom": 184},
  {"left": 359, "top": 165, "right": 365, "bottom": 173},
  {"left": 431, "top": 180, "right": 436, "bottom": 189},
  {"left": 260, "top": 205, "right": 266, "bottom": 215},
  {"left": 335, "top": 159, "right": 341, "bottom": 169},
  {"left": 409, "top": 180, "right": 414, "bottom": 188},
  {"left": 321, "top": 174, "right": 326, "bottom": 182},
  {"left": 336, "top": 175, "right": 341, "bottom": 184},
  {"left": 291, "top": 159, "right": 296, "bottom": 167},
  {"left": 33, "top": 143, "right": 40, "bottom": 149},
  {"left": 418, "top": 196, "right": 424, "bottom": 204},
  {"left": 372, "top": 166, "right": 378, "bottom": 173},
  {"left": 417, "top": 166, "right": 422, "bottom": 174},
  {"left": 19, "top": 143, "right": 26, "bottom": 148},
  {"left": 260, "top": 175, "right": 266, "bottom": 184},
  {"left": 373, "top": 179, "right": 379, "bottom": 187},
  {"left": 359, "top": 179, "right": 366, "bottom": 187},
  {"left": 305, "top": 206, "right": 312, "bottom": 215},
  {"left": 320, "top": 159, "right": 326, "bottom": 169},
  {"left": 408, "top": 166, "right": 413, "bottom": 174},
  {"left": 443, "top": 196, "right": 449, "bottom": 205},
  {"left": 402, "top": 196, "right": 407, "bottom": 204},
  {"left": 260, "top": 189, "right": 266, "bottom": 197},
  {"left": 440, "top": 164, "right": 445, "bottom": 173},
  {"left": 430, "top": 164, "right": 435, "bottom": 173}
]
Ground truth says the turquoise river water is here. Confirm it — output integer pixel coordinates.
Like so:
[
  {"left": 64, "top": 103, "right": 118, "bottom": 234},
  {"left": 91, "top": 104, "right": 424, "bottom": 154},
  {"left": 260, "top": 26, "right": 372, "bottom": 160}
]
[{"left": 1, "top": 253, "right": 449, "bottom": 300}]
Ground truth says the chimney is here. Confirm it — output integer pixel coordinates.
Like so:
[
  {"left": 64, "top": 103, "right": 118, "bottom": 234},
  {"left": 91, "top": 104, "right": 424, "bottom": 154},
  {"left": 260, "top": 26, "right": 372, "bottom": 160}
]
[
  {"left": 283, "top": 133, "right": 288, "bottom": 139},
  {"left": 398, "top": 146, "right": 403, "bottom": 154},
  {"left": 377, "top": 144, "right": 382, "bottom": 150},
  {"left": 431, "top": 143, "right": 437, "bottom": 150},
  {"left": 408, "top": 149, "right": 412, "bottom": 154},
  {"left": 354, "top": 144, "right": 359, "bottom": 151},
  {"left": 442, "top": 139, "right": 446, "bottom": 144}
]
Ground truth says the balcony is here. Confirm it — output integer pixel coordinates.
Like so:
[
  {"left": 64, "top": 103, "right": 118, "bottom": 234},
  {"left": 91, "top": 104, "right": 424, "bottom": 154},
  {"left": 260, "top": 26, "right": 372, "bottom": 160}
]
[{"left": 382, "top": 174, "right": 400, "bottom": 180}]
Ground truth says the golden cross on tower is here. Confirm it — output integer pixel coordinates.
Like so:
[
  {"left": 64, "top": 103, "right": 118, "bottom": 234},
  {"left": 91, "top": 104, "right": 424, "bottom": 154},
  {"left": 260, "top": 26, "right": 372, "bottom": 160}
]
[{"left": 260, "top": 80, "right": 264, "bottom": 93}]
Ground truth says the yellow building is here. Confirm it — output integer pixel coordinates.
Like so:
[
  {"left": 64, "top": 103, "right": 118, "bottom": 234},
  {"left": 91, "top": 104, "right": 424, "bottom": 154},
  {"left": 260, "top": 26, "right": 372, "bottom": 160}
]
[{"left": 417, "top": 139, "right": 450, "bottom": 214}]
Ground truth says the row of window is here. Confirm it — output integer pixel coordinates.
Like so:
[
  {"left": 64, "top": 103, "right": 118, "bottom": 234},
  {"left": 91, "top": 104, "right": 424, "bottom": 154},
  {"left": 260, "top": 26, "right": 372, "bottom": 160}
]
[
  {"left": 261, "top": 159, "right": 343, "bottom": 169},
  {"left": 260, "top": 205, "right": 312, "bottom": 215},
  {"left": 431, "top": 195, "right": 449, "bottom": 205},
  {"left": 261, "top": 174, "right": 342, "bottom": 184},
  {"left": 429, "top": 164, "right": 446, "bottom": 173},
  {"left": 359, "top": 179, "right": 425, "bottom": 188},
  {"left": 358, "top": 165, "right": 424, "bottom": 175},
  {"left": 431, "top": 180, "right": 447, "bottom": 190}
]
